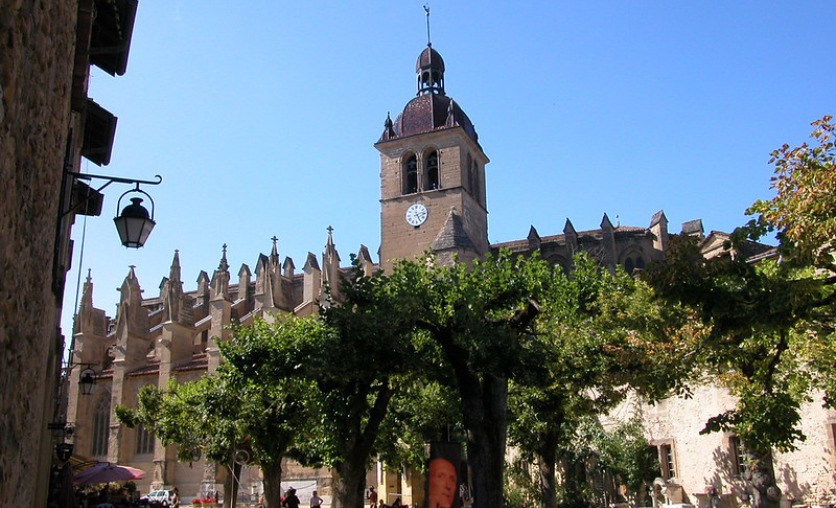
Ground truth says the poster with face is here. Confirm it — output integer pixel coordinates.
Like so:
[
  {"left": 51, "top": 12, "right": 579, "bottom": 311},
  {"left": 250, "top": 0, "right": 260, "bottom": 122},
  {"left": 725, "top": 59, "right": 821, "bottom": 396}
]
[{"left": 427, "top": 442, "right": 461, "bottom": 508}]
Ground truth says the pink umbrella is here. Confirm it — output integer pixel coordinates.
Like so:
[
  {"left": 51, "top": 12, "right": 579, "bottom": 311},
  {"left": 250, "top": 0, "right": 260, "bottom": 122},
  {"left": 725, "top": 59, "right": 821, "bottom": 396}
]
[{"left": 73, "top": 462, "right": 145, "bottom": 485}]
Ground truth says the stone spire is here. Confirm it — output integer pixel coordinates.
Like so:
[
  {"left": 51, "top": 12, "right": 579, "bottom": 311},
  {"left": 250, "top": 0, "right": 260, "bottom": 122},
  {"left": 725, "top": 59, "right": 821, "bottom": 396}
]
[
  {"left": 211, "top": 244, "right": 231, "bottom": 301},
  {"left": 527, "top": 225, "right": 541, "bottom": 252},
  {"left": 270, "top": 235, "right": 280, "bottom": 266},
  {"left": 76, "top": 269, "right": 101, "bottom": 335},
  {"left": 563, "top": 218, "right": 578, "bottom": 254},
  {"left": 356, "top": 245, "right": 375, "bottom": 277},
  {"left": 113, "top": 266, "right": 150, "bottom": 365},
  {"left": 322, "top": 226, "right": 341, "bottom": 301},
  {"left": 161, "top": 250, "right": 186, "bottom": 323},
  {"left": 303, "top": 252, "right": 321, "bottom": 305},
  {"left": 170, "top": 249, "right": 181, "bottom": 283}
]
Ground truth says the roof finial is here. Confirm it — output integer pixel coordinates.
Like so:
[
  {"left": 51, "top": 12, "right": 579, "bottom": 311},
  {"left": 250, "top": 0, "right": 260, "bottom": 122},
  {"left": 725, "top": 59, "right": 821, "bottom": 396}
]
[{"left": 424, "top": 4, "right": 432, "bottom": 47}]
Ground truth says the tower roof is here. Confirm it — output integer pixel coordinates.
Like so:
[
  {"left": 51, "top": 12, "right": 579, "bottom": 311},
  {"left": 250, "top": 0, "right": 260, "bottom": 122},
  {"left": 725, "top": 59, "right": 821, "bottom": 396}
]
[
  {"left": 378, "top": 42, "right": 481, "bottom": 146},
  {"left": 416, "top": 45, "right": 445, "bottom": 75},
  {"left": 385, "top": 94, "right": 479, "bottom": 143}
]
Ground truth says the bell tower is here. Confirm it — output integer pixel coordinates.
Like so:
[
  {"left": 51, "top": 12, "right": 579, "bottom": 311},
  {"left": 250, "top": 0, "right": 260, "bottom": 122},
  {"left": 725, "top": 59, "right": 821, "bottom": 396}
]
[{"left": 376, "top": 42, "right": 490, "bottom": 271}]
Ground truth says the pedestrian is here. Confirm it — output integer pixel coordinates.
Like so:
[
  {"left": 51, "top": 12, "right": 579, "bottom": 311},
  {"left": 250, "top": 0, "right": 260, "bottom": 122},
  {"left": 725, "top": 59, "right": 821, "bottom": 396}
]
[
  {"left": 283, "top": 487, "right": 301, "bottom": 508},
  {"left": 172, "top": 487, "right": 181, "bottom": 508},
  {"left": 310, "top": 490, "right": 323, "bottom": 508},
  {"left": 367, "top": 486, "right": 378, "bottom": 508}
]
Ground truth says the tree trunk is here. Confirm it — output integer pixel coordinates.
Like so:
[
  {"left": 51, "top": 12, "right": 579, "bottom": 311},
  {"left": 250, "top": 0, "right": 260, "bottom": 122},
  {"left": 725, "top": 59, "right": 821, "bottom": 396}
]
[
  {"left": 261, "top": 461, "right": 283, "bottom": 508},
  {"left": 536, "top": 430, "right": 559, "bottom": 508},
  {"left": 331, "top": 383, "right": 394, "bottom": 508},
  {"left": 559, "top": 452, "right": 587, "bottom": 507},
  {"left": 460, "top": 375, "right": 508, "bottom": 508},
  {"left": 332, "top": 458, "right": 369, "bottom": 508},
  {"left": 223, "top": 461, "right": 242, "bottom": 508},
  {"left": 743, "top": 448, "right": 780, "bottom": 508}
]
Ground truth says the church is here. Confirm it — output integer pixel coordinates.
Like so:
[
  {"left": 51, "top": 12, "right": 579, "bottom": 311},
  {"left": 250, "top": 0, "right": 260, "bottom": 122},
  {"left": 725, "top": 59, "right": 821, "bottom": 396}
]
[{"left": 66, "top": 39, "right": 836, "bottom": 508}]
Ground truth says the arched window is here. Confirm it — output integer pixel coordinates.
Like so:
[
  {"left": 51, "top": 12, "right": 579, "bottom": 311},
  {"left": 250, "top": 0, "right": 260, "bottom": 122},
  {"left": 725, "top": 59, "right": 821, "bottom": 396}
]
[
  {"left": 136, "top": 423, "right": 154, "bottom": 455},
  {"left": 425, "top": 151, "right": 439, "bottom": 190},
  {"left": 623, "top": 254, "right": 646, "bottom": 275},
  {"left": 466, "top": 154, "right": 473, "bottom": 192},
  {"left": 92, "top": 394, "right": 111, "bottom": 457},
  {"left": 403, "top": 154, "right": 418, "bottom": 194},
  {"left": 471, "top": 159, "right": 480, "bottom": 204}
]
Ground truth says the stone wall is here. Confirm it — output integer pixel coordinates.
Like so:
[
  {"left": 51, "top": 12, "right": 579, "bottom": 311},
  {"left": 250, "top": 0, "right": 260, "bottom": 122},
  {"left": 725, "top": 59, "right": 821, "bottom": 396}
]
[{"left": 0, "top": 1, "right": 77, "bottom": 506}]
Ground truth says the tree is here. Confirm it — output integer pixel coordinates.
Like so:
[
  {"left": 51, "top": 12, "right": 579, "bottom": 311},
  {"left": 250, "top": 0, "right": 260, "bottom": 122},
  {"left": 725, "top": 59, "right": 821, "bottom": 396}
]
[
  {"left": 386, "top": 252, "right": 552, "bottom": 508},
  {"left": 223, "top": 265, "right": 423, "bottom": 508},
  {"left": 643, "top": 116, "right": 836, "bottom": 508},
  {"left": 508, "top": 254, "right": 696, "bottom": 508},
  {"left": 117, "top": 318, "right": 316, "bottom": 508}
]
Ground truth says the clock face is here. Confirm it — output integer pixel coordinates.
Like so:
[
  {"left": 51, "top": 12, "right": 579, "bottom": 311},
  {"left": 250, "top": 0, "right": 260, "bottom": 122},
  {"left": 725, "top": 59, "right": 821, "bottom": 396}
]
[{"left": 405, "top": 203, "right": 428, "bottom": 226}]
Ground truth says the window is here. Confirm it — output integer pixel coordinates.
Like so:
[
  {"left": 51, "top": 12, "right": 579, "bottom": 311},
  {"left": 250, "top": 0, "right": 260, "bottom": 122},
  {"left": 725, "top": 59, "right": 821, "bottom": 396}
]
[
  {"left": 425, "top": 151, "right": 439, "bottom": 190},
  {"left": 660, "top": 443, "right": 676, "bottom": 479},
  {"left": 92, "top": 395, "right": 111, "bottom": 457},
  {"left": 623, "top": 255, "right": 646, "bottom": 275},
  {"left": 470, "top": 159, "right": 481, "bottom": 205},
  {"left": 466, "top": 154, "right": 473, "bottom": 192},
  {"left": 650, "top": 442, "right": 677, "bottom": 480},
  {"left": 136, "top": 423, "right": 154, "bottom": 455},
  {"left": 729, "top": 435, "right": 746, "bottom": 476},
  {"left": 404, "top": 154, "right": 418, "bottom": 194}
]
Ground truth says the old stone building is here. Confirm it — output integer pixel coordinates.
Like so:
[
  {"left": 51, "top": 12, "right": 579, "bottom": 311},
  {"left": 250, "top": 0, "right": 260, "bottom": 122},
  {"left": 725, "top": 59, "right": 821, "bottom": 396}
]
[
  {"left": 1, "top": 1, "right": 139, "bottom": 506},
  {"left": 67, "top": 40, "right": 836, "bottom": 508}
]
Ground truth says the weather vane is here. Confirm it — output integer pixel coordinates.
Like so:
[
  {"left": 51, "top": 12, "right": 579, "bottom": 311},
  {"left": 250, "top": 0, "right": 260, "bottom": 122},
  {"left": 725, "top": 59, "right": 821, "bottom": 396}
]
[{"left": 424, "top": 4, "right": 432, "bottom": 47}]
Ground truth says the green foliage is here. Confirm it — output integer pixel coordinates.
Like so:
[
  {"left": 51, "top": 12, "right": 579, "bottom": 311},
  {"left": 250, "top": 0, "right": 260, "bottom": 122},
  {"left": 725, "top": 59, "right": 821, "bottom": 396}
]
[
  {"left": 507, "top": 251, "right": 695, "bottom": 508},
  {"left": 503, "top": 458, "right": 540, "bottom": 508},
  {"left": 642, "top": 118, "right": 836, "bottom": 457},
  {"left": 589, "top": 417, "right": 658, "bottom": 499}
]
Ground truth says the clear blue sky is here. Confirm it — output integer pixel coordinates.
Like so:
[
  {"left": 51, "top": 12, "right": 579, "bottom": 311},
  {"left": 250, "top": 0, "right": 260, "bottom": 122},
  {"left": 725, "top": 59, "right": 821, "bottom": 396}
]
[{"left": 63, "top": 1, "right": 835, "bottom": 334}]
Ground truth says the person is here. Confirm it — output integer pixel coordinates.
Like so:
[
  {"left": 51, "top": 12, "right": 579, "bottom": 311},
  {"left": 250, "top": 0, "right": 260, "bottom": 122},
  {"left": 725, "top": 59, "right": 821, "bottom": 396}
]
[
  {"left": 171, "top": 487, "right": 181, "bottom": 508},
  {"left": 428, "top": 458, "right": 457, "bottom": 508},
  {"left": 283, "top": 487, "right": 300, "bottom": 508},
  {"left": 310, "top": 490, "right": 323, "bottom": 508},
  {"left": 367, "top": 486, "right": 378, "bottom": 508},
  {"left": 459, "top": 483, "right": 473, "bottom": 508}
]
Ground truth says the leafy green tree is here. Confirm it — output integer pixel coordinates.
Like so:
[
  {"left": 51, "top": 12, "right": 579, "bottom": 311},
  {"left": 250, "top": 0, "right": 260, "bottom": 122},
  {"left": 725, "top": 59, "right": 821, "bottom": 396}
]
[
  {"left": 117, "top": 318, "right": 316, "bottom": 508},
  {"left": 387, "top": 252, "right": 553, "bottom": 508},
  {"left": 223, "top": 266, "right": 423, "bottom": 508},
  {"left": 592, "top": 417, "right": 658, "bottom": 506},
  {"left": 509, "top": 254, "right": 695, "bottom": 508},
  {"left": 644, "top": 115, "right": 836, "bottom": 508}
]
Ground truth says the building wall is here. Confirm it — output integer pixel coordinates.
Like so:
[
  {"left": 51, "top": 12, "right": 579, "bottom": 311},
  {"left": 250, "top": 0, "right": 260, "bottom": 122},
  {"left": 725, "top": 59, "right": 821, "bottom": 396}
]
[
  {"left": 0, "top": 1, "right": 78, "bottom": 506},
  {"left": 610, "top": 385, "right": 836, "bottom": 507}
]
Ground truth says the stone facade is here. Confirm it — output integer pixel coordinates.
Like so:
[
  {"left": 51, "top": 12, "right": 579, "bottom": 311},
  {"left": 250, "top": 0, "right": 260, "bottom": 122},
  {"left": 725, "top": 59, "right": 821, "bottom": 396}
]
[
  {"left": 66, "top": 39, "right": 835, "bottom": 508},
  {"left": 2, "top": 1, "right": 138, "bottom": 505},
  {"left": 1, "top": 2, "right": 80, "bottom": 506}
]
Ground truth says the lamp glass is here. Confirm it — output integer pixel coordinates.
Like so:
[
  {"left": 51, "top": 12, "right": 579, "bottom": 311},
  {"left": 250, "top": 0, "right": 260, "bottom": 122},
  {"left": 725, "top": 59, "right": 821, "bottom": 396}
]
[
  {"left": 79, "top": 370, "right": 96, "bottom": 395},
  {"left": 113, "top": 197, "right": 156, "bottom": 248}
]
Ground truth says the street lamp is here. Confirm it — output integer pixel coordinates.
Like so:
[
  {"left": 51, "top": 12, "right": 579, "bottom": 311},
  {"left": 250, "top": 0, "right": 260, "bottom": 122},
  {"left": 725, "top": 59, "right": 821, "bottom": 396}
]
[
  {"left": 78, "top": 366, "right": 97, "bottom": 396},
  {"left": 64, "top": 171, "right": 162, "bottom": 248},
  {"left": 113, "top": 189, "right": 156, "bottom": 248}
]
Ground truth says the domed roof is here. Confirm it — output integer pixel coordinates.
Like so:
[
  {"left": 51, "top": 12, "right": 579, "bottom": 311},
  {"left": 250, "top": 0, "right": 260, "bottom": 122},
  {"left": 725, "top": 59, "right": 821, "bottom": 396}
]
[
  {"left": 416, "top": 45, "right": 445, "bottom": 74},
  {"left": 379, "top": 94, "right": 479, "bottom": 145}
]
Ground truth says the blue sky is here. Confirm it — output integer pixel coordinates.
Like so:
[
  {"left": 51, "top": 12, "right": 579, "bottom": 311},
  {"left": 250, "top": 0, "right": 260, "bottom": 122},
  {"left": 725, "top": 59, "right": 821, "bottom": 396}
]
[{"left": 64, "top": 1, "right": 835, "bottom": 334}]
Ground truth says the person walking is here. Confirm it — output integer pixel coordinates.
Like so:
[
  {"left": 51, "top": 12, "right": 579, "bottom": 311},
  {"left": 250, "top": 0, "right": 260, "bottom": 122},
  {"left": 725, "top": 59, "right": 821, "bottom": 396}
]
[
  {"left": 367, "top": 486, "right": 378, "bottom": 508},
  {"left": 283, "top": 487, "right": 300, "bottom": 508}
]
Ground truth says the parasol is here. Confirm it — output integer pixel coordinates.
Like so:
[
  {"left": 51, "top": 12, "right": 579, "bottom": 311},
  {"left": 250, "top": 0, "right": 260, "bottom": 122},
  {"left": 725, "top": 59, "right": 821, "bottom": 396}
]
[{"left": 73, "top": 462, "right": 145, "bottom": 485}]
